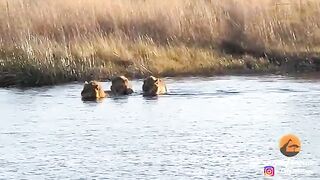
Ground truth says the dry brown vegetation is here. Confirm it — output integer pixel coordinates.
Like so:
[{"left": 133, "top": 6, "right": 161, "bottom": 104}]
[{"left": 0, "top": 0, "right": 320, "bottom": 86}]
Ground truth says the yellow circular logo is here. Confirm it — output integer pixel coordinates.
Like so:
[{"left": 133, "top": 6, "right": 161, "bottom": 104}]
[{"left": 279, "top": 134, "right": 301, "bottom": 157}]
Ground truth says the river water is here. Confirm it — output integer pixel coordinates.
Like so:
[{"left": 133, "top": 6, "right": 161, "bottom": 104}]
[{"left": 0, "top": 75, "right": 319, "bottom": 179}]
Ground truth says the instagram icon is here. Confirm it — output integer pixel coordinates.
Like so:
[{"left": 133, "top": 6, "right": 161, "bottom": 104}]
[{"left": 264, "top": 166, "right": 275, "bottom": 177}]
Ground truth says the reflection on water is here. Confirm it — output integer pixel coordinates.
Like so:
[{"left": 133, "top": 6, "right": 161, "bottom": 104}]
[{"left": 0, "top": 75, "right": 319, "bottom": 179}]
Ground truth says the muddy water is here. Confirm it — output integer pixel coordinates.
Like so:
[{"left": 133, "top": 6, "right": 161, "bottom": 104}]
[{"left": 0, "top": 75, "right": 319, "bottom": 179}]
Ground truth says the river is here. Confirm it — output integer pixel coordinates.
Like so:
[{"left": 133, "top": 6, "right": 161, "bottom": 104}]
[{"left": 0, "top": 75, "right": 319, "bottom": 179}]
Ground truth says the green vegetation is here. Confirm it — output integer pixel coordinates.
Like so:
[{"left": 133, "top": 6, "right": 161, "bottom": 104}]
[{"left": 0, "top": 0, "right": 319, "bottom": 86}]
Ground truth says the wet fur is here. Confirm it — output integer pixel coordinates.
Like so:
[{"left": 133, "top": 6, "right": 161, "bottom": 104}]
[
  {"left": 81, "top": 81, "right": 108, "bottom": 100},
  {"left": 110, "top": 76, "right": 134, "bottom": 95},
  {"left": 142, "top": 76, "right": 167, "bottom": 96},
  {"left": 81, "top": 81, "right": 107, "bottom": 100}
]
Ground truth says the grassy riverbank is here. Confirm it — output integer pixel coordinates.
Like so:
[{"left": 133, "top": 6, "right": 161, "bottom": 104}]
[{"left": 1, "top": 0, "right": 320, "bottom": 86}]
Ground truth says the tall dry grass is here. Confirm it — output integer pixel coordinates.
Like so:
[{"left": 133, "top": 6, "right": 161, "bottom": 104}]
[{"left": 0, "top": 0, "right": 319, "bottom": 86}]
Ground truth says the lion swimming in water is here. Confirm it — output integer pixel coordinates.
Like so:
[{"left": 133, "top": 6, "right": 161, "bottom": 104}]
[
  {"left": 81, "top": 76, "right": 134, "bottom": 100},
  {"left": 110, "top": 76, "right": 134, "bottom": 95},
  {"left": 142, "top": 76, "right": 167, "bottom": 96},
  {"left": 81, "top": 81, "right": 107, "bottom": 100}
]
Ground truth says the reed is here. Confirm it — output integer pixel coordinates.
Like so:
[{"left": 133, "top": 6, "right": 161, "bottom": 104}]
[{"left": 0, "top": 0, "right": 319, "bottom": 86}]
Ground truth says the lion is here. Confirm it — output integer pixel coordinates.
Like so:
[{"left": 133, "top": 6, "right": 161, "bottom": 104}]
[
  {"left": 81, "top": 81, "right": 107, "bottom": 100},
  {"left": 110, "top": 76, "right": 134, "bottom": 95},
  {"left": 142, "top": 76, "right": 167, "bottom": 96}
]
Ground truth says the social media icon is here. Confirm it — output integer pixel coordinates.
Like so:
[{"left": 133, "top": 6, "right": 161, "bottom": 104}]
[{"left": 264, "top": 166, "right": 275, "bottom": 177}]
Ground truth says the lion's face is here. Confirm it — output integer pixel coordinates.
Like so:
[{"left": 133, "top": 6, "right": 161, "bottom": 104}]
[
  {"left": 111, "top": 76, "right": 133, "bottom": 95},
  {"left": 81, "top": 81, "right": 106, "bottom": 100},
  {"left": 142, "top": 76, "right": 166, "bottom": 96}
]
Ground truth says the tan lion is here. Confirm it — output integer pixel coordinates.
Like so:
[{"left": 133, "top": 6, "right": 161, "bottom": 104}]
[
  {"left": 142, "top": 76, "right": 167, "bottom": 96},
  {"left": 81, "top": 81, "right": 107, "bottom": 100},
  {"left": 110, "top": 76, "right": 134, "bottom": 95}
]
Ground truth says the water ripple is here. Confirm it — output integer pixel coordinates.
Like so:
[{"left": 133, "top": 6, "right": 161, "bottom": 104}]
[{"left": 0, "top": 75, "right": 319, "bottom": 179}]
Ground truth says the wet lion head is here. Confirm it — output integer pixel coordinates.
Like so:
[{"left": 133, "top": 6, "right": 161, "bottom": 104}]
[
  {"left": 110, "top": 76, "right": 133, "bottom": 95},
  {"left": 81, "top": 81, "right": 106, "bottom": 100},
  {"left": 142, "top": 76, "right": 167, "bottom": 96}
]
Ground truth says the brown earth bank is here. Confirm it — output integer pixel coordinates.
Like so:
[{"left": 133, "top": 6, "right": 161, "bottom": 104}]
[{"left": 1, "top": 52, "right": 320, "bottom": 88}]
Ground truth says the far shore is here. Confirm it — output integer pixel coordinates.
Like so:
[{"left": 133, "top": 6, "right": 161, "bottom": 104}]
[
  {"left": 1, "top": 55, "right": 319, "bottom": 88},
  {"left": 1, "top": 0, "right": 320, "bottom": 87}
]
